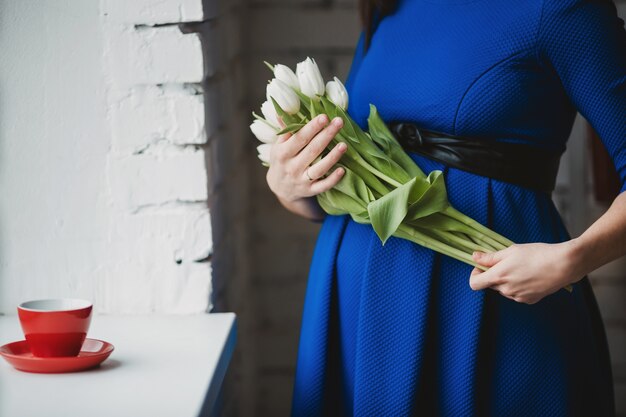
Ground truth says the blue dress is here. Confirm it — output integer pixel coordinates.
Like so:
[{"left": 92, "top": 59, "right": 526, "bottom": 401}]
[{"left": 291, "top": 0, "right": 626, "bottom": 415}]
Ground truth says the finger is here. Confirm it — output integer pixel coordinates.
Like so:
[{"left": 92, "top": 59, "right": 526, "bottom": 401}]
[
  {"left": 469, "top": 267, "right": 504, "bottom": 291},
  {"left": 306, "top": 142, "right": 348, "bottom": 179},
  {"left": 493, "top": 286, "right": 521, "bottom": 303},
  {"left": 470, "top": 267, "right": 482, "bottom": 277},
  {"left": 281, "top": 114, "right": 329, "bottom": 157},
  {"left": 295, "top": 117, "right": 345, "bottom": 167},
  {"left": 309, "top": 167, "right": 345, "bottom": 194},
  {"left": 275, "top": 116, "right": 291, "bottom": 144},
  {"left": 472, "top": 248, "right": 507, "bottom": 268}
]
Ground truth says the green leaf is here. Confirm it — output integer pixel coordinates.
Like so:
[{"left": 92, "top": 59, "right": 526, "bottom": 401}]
[
  {"left": 367, "top": 177, "right": 419, "bottom": 245},
  {"left": 366, "top": 104, "right": 393, "bottom": 153},
  {"left": 367, "top": 171, "right": 452, "bottom": 245},
  {"left": 319, "top": 96, "right": 339, "bottom": 122},
  {"left": 276, "top": 123, "right": 305, "bottom": 135},
  {"left": 269, "top": 96, "right": 295, "bottom": 126},
  {"left": 319, "top": 189, "right": 368, "bottom": 218},
  {"left": 363, "top": 146, "right": 393, "bottom": 171},
  {"left": 339, "top": 153, "right": 390, "bottom": 197},
  {"left": 367, "top": 104, "right": 425, "bottom": 179},
  {"left": 308, "top": 98, "right": 318, "bottom": 118},
  {"left": 332, "top": 165, "right": 374, "bottom": 206},
  {"left": 263, "top": 61, "right": 275, "bottom": 72},
  {"left": 405, "top": 170, "right": 450, "bottom": 221}
]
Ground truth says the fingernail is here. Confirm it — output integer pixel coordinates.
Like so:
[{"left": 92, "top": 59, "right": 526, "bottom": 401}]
[
  {"left": 318, "top": 115, "right": 328, "bottom": 124},
  {"left": 337, "top": 142, "right": 347, "bottom": 151},
  {"left": 472, "top": 251, "right": 481, "bottom": 258},
  {"left": 333, "top": 117, "right": 343, "bottom": 126},
  {"left": 337, "top": 167, "right": 345, "bottom": 175}
]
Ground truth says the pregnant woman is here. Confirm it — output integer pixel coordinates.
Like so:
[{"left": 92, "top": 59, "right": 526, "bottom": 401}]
[{"left": 265, "top": 0, "right": 626, "bottom": 415}]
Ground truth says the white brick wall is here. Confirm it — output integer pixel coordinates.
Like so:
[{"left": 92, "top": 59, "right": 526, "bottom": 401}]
[{"left": 98, "top": 0, "right": 216, "bottom": 314}]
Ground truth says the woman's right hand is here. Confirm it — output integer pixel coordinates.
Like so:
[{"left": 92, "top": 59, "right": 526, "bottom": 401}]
[{"left": 266, "top": 114, "right": 348, "bottom": 203}]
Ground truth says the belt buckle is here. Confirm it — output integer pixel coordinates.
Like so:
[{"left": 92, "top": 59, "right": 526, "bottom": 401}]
[{"left": 395, "top": 122, "right": 424, "bottom": 147}]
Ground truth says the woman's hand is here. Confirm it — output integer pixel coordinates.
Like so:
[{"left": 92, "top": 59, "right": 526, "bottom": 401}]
[
  {"left": 468, "top": 241, "right": 584, "bottom": 304},
  {"left": 266, "top": 114, "right": 348, "bottom": 203}
]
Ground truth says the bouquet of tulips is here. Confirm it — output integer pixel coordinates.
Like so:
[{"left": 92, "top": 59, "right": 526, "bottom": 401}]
[{"left": 250, "top": 57, "right": 531, "bottom": 273}]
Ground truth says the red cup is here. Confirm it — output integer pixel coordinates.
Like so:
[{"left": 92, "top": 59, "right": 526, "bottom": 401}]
[{"left": 17, "top": 299, "right": 93, "bottom": 357}]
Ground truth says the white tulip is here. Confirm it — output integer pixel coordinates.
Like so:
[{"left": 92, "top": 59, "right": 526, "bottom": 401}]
[
  {"left": 273, "top": 64, "right": 300, "bottom": 90},
  {"left": 296, "top": 57, "right": 325, "bottom": 99},
  {"left": 266, "top": 78, "right": 300, "bottom": 115},
  {"left": 250, "top": 119, "right": 278, "bottom": 143},
  {"left": 325, "top": 77, "right": 349, "bottom": 110},
  {"left": 260, "top": 100, "right": 281, "bottom": 128},
  {"left": 257, "top": 143, "right": 272, "bottom": 164}
]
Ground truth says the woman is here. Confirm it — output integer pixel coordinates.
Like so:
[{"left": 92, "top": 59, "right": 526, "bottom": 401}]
[{"left": 265, "top": 0, "right": 626, "bottom": 415}]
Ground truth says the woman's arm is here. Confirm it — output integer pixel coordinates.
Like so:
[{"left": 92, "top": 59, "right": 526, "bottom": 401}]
[
  {"left": 470, "top": 0, "right": 626, "bottom": 304},
  {"left": 275, "top": 194, "right": 327, "bottom": 222},
  {"left": 469, "top": 192, "right": 626, "bottom": 304},
  {"left": 568, "top": 191, "right": 626, "bottom": 277}
]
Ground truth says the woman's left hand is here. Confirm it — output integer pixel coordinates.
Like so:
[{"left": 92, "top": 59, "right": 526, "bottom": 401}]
[{"left": 468, "top": 241, "right": 583, "bottom": 304}]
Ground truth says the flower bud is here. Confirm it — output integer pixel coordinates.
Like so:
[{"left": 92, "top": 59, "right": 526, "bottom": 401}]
[
  {"left": 250, "top": 119, "right": 278, "bottom": 143},
  {"left": 266, "top": 78, "right": 300, "bottom": 115},
  {"left": 273, "top": 64, "right": 299, "bottom": 90},
  {"left": 296, "top": 57, "right": 325, "bottom": 99},
  {"left": 257, "top": 143, "right": 272, "bottom": 164},
  {"left": 325, "top": 77, "right": 349, "bottom": 110},
  {"left": 260, "top": 100, "right": 281, "bottom": 128}
]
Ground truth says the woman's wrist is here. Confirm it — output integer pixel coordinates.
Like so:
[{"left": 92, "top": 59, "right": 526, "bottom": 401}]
[
  {"left": 276, "top": 194, "right": 326, "bottom": 222},
  {"left": 560, "top": 237, "right": 594, "bottom": 285}
]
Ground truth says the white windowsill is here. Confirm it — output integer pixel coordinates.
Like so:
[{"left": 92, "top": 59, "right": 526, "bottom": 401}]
[{"left": 0, "top": 312, "right": 237, "bottom": 417}]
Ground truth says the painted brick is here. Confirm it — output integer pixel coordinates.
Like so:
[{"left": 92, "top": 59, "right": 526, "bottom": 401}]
[
  {"left": 98, "top": 208, "right": 213, "bottom": 314},
  {"left": 106, "top": 25, "right": 204, "bottom": 86},
  {"left": 108, "top": 147, "right": 208, "bottom": 210},
  {"left": 111, "top": 85, "right": 205, "bottom": 153},
  {"left": 160, "top": 262, "right": 213, "bottom": 313},
  {"left": 101, "top": 0, "right": 204, "bottom": 25}
]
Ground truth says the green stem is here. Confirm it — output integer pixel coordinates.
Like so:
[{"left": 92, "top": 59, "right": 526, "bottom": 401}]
[
  {"left": 350, "top": 149, "right": 403, "bottom": 188},
  {"left": 332, "top": 136, "right": 403, "bottom": 189},
  {"left": 464, "top": 232, "right": 500, "bottom": 252},
  {"left": 340, "top": 155, "right": 390, "bottom": 197},
  {"left": 443, "top": 206, "right": 514, "bottom": 248},
  {"left": 395, "top": 224, "right": 488, "bottom": 271},
  {"left": 463, "top": 231, "right": 496, "bottom": 251},
  {"left": 428, "top": 228, "right": 493, "bottom": 254}
]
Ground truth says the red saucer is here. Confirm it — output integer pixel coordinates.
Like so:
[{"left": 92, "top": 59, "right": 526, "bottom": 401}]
[{"left": 0, "top": 338, "right": 114, "bottom": 373}]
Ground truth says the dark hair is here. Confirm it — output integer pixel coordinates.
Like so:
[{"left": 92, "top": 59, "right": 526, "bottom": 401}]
[{"left": 359, "top": 0, "right": 399, "bottom": 51}]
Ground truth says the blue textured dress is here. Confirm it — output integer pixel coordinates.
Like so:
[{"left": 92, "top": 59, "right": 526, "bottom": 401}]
[{"left": 291, "top": 0, "right": 626, "bottom": 415}]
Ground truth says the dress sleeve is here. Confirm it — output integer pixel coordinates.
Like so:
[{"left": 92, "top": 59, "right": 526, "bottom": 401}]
[{"left": 537, "top": 0, "right": 626, "bottom": 194}]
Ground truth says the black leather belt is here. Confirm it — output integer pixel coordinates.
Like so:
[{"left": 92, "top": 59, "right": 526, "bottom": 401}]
[{"left": 387, "top": 122, "right": 564, "bottom": 195}]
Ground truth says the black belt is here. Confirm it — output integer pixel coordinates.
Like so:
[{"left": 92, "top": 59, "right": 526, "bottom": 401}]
[{"left": 387, "top": 122, "right": 564, "bottom": 195}]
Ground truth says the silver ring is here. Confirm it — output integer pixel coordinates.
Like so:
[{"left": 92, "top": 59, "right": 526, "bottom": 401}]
[{"left": 306, "top": 166, "right": 315, "bottom": 181}]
